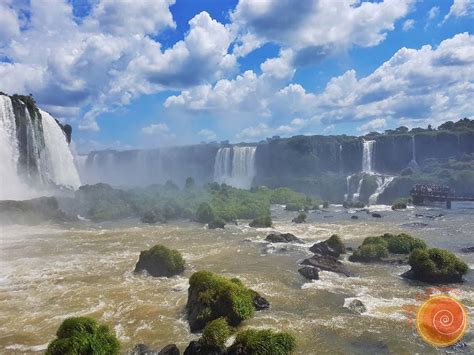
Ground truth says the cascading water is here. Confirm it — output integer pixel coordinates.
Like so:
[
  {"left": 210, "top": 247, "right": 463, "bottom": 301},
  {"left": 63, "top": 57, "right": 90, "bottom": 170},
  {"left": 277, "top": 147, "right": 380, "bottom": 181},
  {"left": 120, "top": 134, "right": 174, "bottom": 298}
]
[
  {"left": 213, "top": 147, "right": 232, "bottom": 184},
  {"left": 0, "top": 94, "right": 80, "bottom": 199},
  {"left": 369, "top": 176, "right": 395, "bottom": 205},
  {"left": 0, "top": 96, "right": 26, "bottom": 199},
  {"left": 213, "top": 146, "right": 256, "bottom": 189},
  {"left": 362, "top": 140, "right": 375, "bottom": 173},
  {"left": 344, "top": 175, "right": 351, "bottom": 201},
  {"left": 41, "top": 110, "right": 81, "bottom": 189},
  {"left": 408, "top": 135, "right": 419, "bottom": 170}
]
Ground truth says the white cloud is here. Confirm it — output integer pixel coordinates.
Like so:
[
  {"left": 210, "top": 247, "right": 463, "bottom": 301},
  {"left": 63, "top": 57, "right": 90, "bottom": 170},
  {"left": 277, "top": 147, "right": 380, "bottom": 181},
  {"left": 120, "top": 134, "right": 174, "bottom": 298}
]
[
  {"left": 231, "top": 0, "right": 414, "bottom": 58},
  {"left": 402, "top": 19, "right": 415, "bottom": 31},
  {"left": 0, "top": 1, "right": 236, "bottom": 131},
  {"left": 142, "top": 123, "right": 170, "bottom": 135},
  {"left": 167, "top": 33, "right": 474, "bottom": 132},
  {"left": 428, "top": 6, "right": 440, "bottom": 20},
  {"left": 197, "top": 129, "right": 217, "bottom": 141},
  {"left": 444, "top": 0, "right": 474, "bottom": 22},
  {"left": 357, "top": 118, "right": 387, "bottom": 133}
]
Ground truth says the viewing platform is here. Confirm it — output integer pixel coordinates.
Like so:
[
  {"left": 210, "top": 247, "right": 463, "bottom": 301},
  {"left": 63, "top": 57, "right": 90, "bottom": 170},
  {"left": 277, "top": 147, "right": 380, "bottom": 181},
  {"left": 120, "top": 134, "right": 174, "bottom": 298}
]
[{"left": 410, "top": 184, "right": 474, "bottom": 209}]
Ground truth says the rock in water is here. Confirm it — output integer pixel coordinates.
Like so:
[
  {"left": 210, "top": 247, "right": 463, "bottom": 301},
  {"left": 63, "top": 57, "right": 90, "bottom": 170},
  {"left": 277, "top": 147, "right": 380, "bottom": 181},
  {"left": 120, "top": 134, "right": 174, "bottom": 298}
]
[
  {"left": 253, "top": 293, "right": 270, "bottom": 310},
  {"left": 183, "top": 340, "right": 223, "bottom": 355},
  {"left": 134, "top": 245, "right": 185, "bottom": 277},
  {"left": 265, "top": 232, "right": 303, "bottom": 244},
  {"left": 131, "top": 344, "right": 158, "bottom": 355},
  {"left": 372, "top": 213, "right": 382, "bottom": 218},
  {"left": 159, "top": 344, "right": 180, "bottom": 355},
  {"left": 298, "top": 266, "right": 319, "bottom": 280},
  {"left": 347, "top": 299, "right": 367, "bottom": 314},
  {"left": 309, "top": 241, "right": 340, "bottom": 258},
  {"left": 461, "top": 247, "right": 474, "bottom": 253},
  {"left": 351, "top": 215, "right": 359, "bottom": 220},
  {"left": 301, "top": 254, "right": 352, "bottom": 277}
]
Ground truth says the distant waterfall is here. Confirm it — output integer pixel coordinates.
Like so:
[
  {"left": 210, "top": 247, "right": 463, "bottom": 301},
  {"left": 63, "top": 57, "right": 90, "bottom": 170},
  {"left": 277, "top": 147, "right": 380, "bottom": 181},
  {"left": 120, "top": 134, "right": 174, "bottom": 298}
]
[
  {"left": 362, "top": 140, "right": 375, "bottom": 173},
  {"left": 0, "top": 95, "right": 80, "bottom": 199},
  {"left": 408, "top": 135, "right": 419, "bottom": 170},
  {"left": 344, "top": 175, "right": 351, "bottom": 201},
  {"left": 41, "top": 110, "right": 81, "bottom": 189},
  {"left": 369, "top": 176, "right": 395, "bottom": 205},
  {"left": 213, "top": 146, "right": 256, "bottom": 189}
]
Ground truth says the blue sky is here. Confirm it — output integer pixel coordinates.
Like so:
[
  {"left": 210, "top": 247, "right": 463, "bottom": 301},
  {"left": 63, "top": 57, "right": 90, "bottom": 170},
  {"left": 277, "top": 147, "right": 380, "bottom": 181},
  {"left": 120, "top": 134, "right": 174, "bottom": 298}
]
[{"left": 0, "top": 0, "right": 473, "bottom": 153}]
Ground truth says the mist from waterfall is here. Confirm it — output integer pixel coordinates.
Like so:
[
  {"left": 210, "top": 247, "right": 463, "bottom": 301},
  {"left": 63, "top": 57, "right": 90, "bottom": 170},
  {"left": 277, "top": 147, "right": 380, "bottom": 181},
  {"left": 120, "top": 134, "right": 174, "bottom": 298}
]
[
  {"left": 213, "top": 146, "right": 256, "bottom": 189},
  {"left": 362, "top": 140, "right": 375, "bottom": 173}
]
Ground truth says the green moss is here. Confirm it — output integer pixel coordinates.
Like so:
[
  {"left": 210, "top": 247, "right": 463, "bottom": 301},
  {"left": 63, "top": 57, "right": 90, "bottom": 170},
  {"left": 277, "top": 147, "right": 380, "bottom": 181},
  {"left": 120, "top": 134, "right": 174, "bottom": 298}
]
[
  {"left": 135, "top": 245, "right": 185, "bottom": 277},
  {"left": 229, "top": 328, "right": 296, "bottom": 355},
  {"left": 408, "top": 248, "right": 468, "bottom": 282},
  {"left": 249, "top": 215, "right": 272, "bottom": 228},
  {"left": 186, "top": 271, "right": 257, "bottom": 331},
  {"left": 201, "top": 317, "right": 232, "bottom": 349},
  {"left": 46, "top": 317, "right": 119, "bottom": 355},
  {"left": 327, "top": 234, "right": 345, "bottom": 254},
  {"left": 349, "top": 243, "right": 389, "bottom": 262}
]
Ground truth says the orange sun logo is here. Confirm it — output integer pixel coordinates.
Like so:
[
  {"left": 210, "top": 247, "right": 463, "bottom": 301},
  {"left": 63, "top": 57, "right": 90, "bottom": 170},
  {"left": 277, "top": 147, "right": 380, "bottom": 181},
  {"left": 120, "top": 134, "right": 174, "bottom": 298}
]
[{"left": 416, "top": 295, "right": 468, "bottom": 347}]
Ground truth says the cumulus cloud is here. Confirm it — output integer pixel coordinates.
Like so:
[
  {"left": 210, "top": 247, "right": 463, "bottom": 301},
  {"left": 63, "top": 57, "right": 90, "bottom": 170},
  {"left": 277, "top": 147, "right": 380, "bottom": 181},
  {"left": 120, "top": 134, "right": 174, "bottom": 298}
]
[
  {"left": 357, "top": 118, "right": 387, "bottom": 133},
  {"left": 142, "top": 123, "right": 170, "bottom": 135},
  {"left": 167, "top": 33, "right": 474, "bottom": 133},
  {"left": 444, "top": 0, "right": 474, "bottom": 22},
  {"left": 231, "top": 0, "right": 414, "bottom": 60},
  {"left": 0, "top": 1, "right": 236, "bottom": 131}
]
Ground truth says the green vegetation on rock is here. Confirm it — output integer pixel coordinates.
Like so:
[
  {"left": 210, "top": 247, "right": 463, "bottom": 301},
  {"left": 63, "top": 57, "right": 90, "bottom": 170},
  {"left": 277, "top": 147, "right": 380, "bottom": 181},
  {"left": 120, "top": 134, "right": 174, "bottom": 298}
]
[
  {"left": 186, "top": 271, "right": 259, "bottom": 332},
  {"left": 201, "top": 317, "right": 232, "bottom": 349},
  {"left": 326, "top": 234, "right": 345, "bottom": 254},
  {"left": 292, "top": 212, "right": 307, "bottom": 224},
  {"left": 391, "top": 198, "right": 411, "bottom": 210},
  {"left": 349, "top": 243, "right": 389, "bottom": 262},
  {"left": 46, "top": 317, "right": 119, "bottom": 355},
  {"left": 249, "top": 215, "right": 272, "bottom": 228},
  {"left": 407, "top": 248, "right": 468, "bottom": 283},
  {"left": 134, "top": 245, "right": 185, "bottom": 277},
  {"left": 228, "top": 328, "right": 296, "bottom": 355}
]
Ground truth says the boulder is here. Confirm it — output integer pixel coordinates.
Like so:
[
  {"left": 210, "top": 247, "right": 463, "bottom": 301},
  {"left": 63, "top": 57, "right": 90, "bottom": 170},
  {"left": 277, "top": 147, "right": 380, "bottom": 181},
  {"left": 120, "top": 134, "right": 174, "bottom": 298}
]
[
  {"left": 134, "top": 245, "right": 185, "bottom": 277},
  {"left": 298, "top": 266, "right": 319, "bottom": 280},
  {"left": 461, "top": 247, "right": 474, "bottom": 253},
  {"left": 351, "top": 215, "right": 359, "bottom": 220},
  {"left": 253, "top": 293, "right": 270, "bottom": 310},
  {"left": 347, "top": 299, "right": 367, "bottom": 314},
  {"left": 183, "top": 341, "right": 223, "bottom": 355},
  {"left": 265, "top": 232, "right": 303, "bottom": 244},
  {"left": 310, "top": 241, "right": 340, "bottom": 258},
  {"left": 159, "top": 344, "right": 180, "bottom": 355},
  {"left": 301, "top": 254, "right": 352, "bottom": 277},
  {"left": 371, "top": 213, "right": 382, "bottom": 218}
]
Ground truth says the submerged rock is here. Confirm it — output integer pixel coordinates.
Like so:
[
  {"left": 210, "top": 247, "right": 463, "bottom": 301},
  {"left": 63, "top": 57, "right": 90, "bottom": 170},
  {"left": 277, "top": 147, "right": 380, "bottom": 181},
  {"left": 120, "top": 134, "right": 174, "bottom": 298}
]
[
  {"left": 298, "top": 266, "right": 319, "bottom": 280},
  {"left": 134, "top": 245, "right": 185, "bottom": 277},
  {"left": 265, "top": 232, "right": 303, "bottom": 244},
  {"left": 347, "top": 299, "right": 367, "bottom": 314},
  {"left": 301, "top": 254, "right": 352, "bottom": 277}
]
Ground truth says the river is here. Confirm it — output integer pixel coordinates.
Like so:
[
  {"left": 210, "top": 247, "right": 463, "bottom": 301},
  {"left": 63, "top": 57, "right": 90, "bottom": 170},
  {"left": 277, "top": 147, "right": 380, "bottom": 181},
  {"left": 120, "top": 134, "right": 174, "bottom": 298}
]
[{"left": 1, "top": 204, "right": 473, "bottom": 354}]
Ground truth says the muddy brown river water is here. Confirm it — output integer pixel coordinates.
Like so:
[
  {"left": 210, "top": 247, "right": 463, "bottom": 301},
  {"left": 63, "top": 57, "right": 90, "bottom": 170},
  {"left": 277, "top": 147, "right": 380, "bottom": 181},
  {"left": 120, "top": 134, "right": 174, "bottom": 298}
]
[{"left": 1, "top": 204, "right": 473, "bottom": 354}]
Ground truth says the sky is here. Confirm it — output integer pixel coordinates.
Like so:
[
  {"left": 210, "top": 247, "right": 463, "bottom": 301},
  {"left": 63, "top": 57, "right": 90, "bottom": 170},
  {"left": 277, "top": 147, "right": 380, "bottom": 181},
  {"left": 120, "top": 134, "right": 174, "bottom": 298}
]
[{"left": 0, "top": 0, "right": 473, "bottom": 153}]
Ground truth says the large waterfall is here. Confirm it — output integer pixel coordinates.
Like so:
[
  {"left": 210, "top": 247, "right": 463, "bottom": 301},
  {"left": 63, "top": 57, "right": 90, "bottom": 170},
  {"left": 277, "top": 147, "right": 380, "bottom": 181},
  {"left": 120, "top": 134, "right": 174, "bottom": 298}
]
[
  {"left": 0, "top": 94, "right": 80, "bottom": 199},
  {"left": 213, "top": 146, "right": 256, "bottom": 189},
  {"left": 362, "top": 140, "right": 375, "bottom": 173}
]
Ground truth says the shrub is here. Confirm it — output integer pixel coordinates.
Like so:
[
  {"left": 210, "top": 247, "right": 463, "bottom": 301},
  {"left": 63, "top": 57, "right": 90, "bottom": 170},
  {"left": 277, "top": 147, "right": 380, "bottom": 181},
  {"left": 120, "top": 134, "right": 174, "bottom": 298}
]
[
  {"left": 360, "top": 233, "right": 426, "bottom": 254},
  {"left": 408, "top": 248, "right": 468, "bottom": 283},
  {"left": 349, "top": 243, "right": 389, "bottom": 262},
  {"left": 46, "top": 317, "right": 119, "bottom": 355},
  {"left": 391, "top": 197, "right": 411, "bottom": 210},
  {"left": 292, "top": 212, "right": 306, "bottom": 224},
  {"left": 229, "top": 329, "right": 296, "bottom": 355},
  {"left": 327, "top": 234, "right": 345, "bottom": 254},
  {"left": 285, "top": 202, "right": 303, "bottom": 211},
  {"left": 134, "top": 245, "right": 185, "bottom": 277},
  {"left": 201, "top": 317, "right": 232, "bottom": 349},
  {"left": 186, "top": 271, "right": 257, "bottom": 332},
  {"left": 249, "top": 215, "right": 272, "bottom": 228},
  {"left": 196, "top": 203, "right": 215, "bottom": 224}
]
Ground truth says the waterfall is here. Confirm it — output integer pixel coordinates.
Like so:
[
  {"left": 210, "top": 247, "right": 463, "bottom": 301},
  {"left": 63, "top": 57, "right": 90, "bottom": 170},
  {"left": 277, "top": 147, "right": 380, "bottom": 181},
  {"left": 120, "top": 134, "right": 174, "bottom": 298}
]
[
  {"left": 352, "top": 177, "right": 364, "bottom": 202},
  {"left": 0, "top": 96, "right": 26, "bottom": 199},
  {"left": 344, "top": 175, "right": 351, "bottom": 201},
  {"left": 362, "top": 140, "right": 375, "bottom": 173},
  {"left": 214, "top": 147, "right": 232, "bottom": 184},
  {"left": 369, "top": 176, "right": 395, "bottom": 205},
  {"left": 0, "top": 94, "right": 80, "bottom": 199},
  {"left": 339, "top": 144, "right": 343, "bottom": 174},
  {"left": 213, "top": 146, "right": 256, "bottom": 189},
  {"left": 41, "top": 110, "right": 81, "bottom": 189},
  {"left": 408, "top": 135, "right": 419, "bottom": 170}
]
